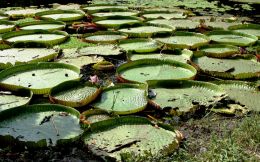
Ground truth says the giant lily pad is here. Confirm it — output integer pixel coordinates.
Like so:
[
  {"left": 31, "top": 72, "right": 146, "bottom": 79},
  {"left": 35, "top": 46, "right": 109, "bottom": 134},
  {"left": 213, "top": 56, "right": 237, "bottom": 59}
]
[
  {"left": 228, "top": 24, "right": 260, "bottom": 39},
  {"left": 0, "top": 48, "right": 60, "bottom": 69},
  {"left": 213, "top": 81, "right": 259, "bottom": 112},
  {"left": 0, "top": 20, "right": 15, "bottom": 34},
  {"left": 83, "top": 31, "right": 128, "bottom": 44},
  {"left": 5, "top": 8, "right": 47, "bottom": 19},
  {"left": 2, "top": 30, "right": 69, "bottom": 47},
  {"left": 128, "top": 49, "right": 193, "bottom": 63},
  {"left": 0, "top": 88, "right": 32, "bottom": 112},
  {"left": 18, "top": 20, "right": 66, "bottom": 31},
  {"left": 156, "top": 32, "right": 210, "bottom": 49},
  {"left": 199, "top": 44, "right": 239, "bottom": 58},
  {"left": 0, "top": 13, "right": 8, "bottom": 20},
  {"left": 91, "top": 11, "right": 138, "bottom": 18},
  {"left": 83, "top": 116, "right": 183, "bottom": 161},
  {"left": 148, "top": 19, "right": 200, "bottom": 30},
  {"left": 147, "top": 80, "right": 226, "bottom": 115},
  {"left": 93, "top": 84, "right": 147, "bottom": 114},
  {"left": 35, "top": 10, "right": 85, "bottom": 23},
  {"left": 50, "top": 80, "right": 101, "bottom": 108},
  {"left": 142, "top": 12, "right": 187, "bottom": 20},
  {"left": 207, "top": 31, "right": 258, "bottom": 46},
  {"left": 82, "top": 5, "right": 128, "bottom": 14},
  {"left": 0, "top": 104, "right": 83, "bottom": 147},
  {"left": 119, "top": 39, "right": 161, "bottom": 53},
  {"left": 77, "top": 44, "right": 123, "bottom": 56},
  {"left": 0, "top": 62, "right": 80, "bottom": 94},
  {"left": 94, "top": 16, "right": 143, "bottom": 29},
  {"left": 80, "top": 109, "right": 114, "bottom": 125},
  {"left": 117, "top": 59, "right": 197, "bottom": 83},
  {"left": 57, "top": 55, "right": 104, "bottom": 68},
  {"left": 192, "top": 55, "right": 260, "bottom": 79},
  {"left": 118, "top": 25, "right": 173, "bottom": 38}
]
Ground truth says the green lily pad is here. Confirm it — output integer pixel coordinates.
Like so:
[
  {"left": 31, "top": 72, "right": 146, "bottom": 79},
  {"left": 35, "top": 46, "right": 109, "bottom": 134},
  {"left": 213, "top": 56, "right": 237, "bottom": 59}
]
[
  {"left": 5, "top": 8, "right": 47, "bottom": 19},
  {"left": 0, "top": 104, "right": 83, "bottom": 147},
  {"left": 213, "top": 81, "right": 260, "bottom": 112},
  {"left": 118, "top": 25, "right": 173, "bottom": 38},
  {"left": 199, "top": 44, "right": 239, "bottom": 58},
  {"left": 0, "top": 13, "right": 8, "bottom": 20},
  {"left": 2, "top": 30, "right": 69, "bottom": 47},
  {"left": 57, "top": 55, "right": 104, "bottom": 68},
  {"left": 83, "top": 31, "right": 128, "bottom": 44},
  {"left": 94, "top": 16, "right": 143, "bottom": 29},
  {"left": 82, "top": 5, "right": 128, "bottom": 14},
  {"left": 77, "top": 44, "right": 123, "bottom": 56},
  {"left": 119, "top": 39, "right": 161, "bottom": 53},
  {"left": 0, "top": 48, "right": 60, "bottom": 69},
  {"left": 80, "top": 109, "right": 114, "bottom": 125},
  {"left": 0, "top": 88, "right": 32, "bottom": 112},
  {"left": 203, "top": 21, "right": 241, "bottom": 30},
  {"left": 156, "top": 32, "right": 210, "bottom": 49},
  {"left": 207, "top": 30, "right": 258, "bottom": 46},
  {"left": 0, "top": 20, "right": 15, "bottom": 34},
  {"left": 0, "top": 62, "right": 80, "bottom": 94},
  {"left": 128, "top": 49, "right": 193, "bottom": 63},
  {"left": 142, "top": 12, "right": 187, "bottom": 20},
  {"left": 50, "top": 80, "right": 101, "bottom": 108},
  {"left": 35, "top": 10, "right": 85, "bottom": 23},
  {"left": 91, "top": 11, "right": 138, "bottom": 18},
  {"left": 230, "top": 0, "right": 260, "bottom": 4},
  {"left": 148, "top": 19, "right": 199, "bottom": 30},
  {"left": 117, "top": 59, "right": 197, "bottom": 83},
  {"left": 192, "top": 55, "right": 260, "bottom": 79},
  {"left": 147, "top": 80, "right": 226, "bottom": 115},
  {"left": 93, "top": 84, "right": 147, "bottom": 115},
  {"left": 228, "top": 24, "right": 260, "bottom": 39},
  {"left": 18, "top": 20, "right": 66, "bottom": 31},
  {"left": 83, "top": 116, "right": 183, "bottom": 161}
]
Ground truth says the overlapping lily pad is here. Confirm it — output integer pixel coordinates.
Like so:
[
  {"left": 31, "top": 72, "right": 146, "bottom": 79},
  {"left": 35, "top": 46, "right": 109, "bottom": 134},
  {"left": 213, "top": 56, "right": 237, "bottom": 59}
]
[
  {"left": 0, "top": 88, "right": 32, "bottom": 112},
  {"left": 35, "top": 10, "right": 85, "bottom": 23},
  {"left": 18, "top": 20, "right": 66, "bottom": 31},
  {"left": 83, "top": 116, "right": 183, "bottom": 161},
  {"left": 2, "top": 30, "right": 69, "bottom": 47},
  {"left": 207, "top": 30, "right": 258, "bottom": 46},
  {"left": 228, "top": 24, "right": 260, "bottom": 39},
  {"left": 0, "top": 104, "right": 83, "bottom": 147},
  {"left": 192, "top": 55, "right": 260, "bottom": 79},
  {"left": 5, "top": 8, "right": 47, "bottom": 19},
  {"left": 0, "top": 62, "right": 80, "bottom": 94},
  {"left": 119, "top": 39, "right": 161, "bottom": 53},
  {"left": 0, "top": 20, "right": 15, "bottom": 34},
  {"left": 147, "top": 80, "right": 226, "bottom": 115},
  {"left": 80, "top": 109, "right": 114, "bottom": 125},
  {"left": 0, "top": 13, "right": 8, "bottom": 20},
  {"left": 83, "top": 31, "right": 128, "bottom": 44},
  {"left": 213, "top": 81, "right": 260, "bottom": 112},
  {"left": 117, "top": 59, "right": 197, "bottom": 83},
  {"left": 199, "top": 44, "right": 239, "bottom": 58},
  {"left": 50, "top": 80, "right": 101, "bottom": 108},
  {"left": 0, "top": 47, "right": 60, "bottom": 69},
  {"left": 156, "top": 32, "right": 210, "bottom": 49},
  {"left": 128, "top": 49, "right": 193, "bottom": 63},
  {"left": 118, "top": 25, "right": 173, "bottom": 38},
  {"left": 93, "top": 84, "right": 148, "bottom": 114}
]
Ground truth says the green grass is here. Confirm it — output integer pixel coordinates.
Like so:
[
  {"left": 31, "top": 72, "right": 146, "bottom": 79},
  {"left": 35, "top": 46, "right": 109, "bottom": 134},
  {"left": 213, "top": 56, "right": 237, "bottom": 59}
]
[{"left": 171, "top": 113, "right": 260, "bottom": 162}]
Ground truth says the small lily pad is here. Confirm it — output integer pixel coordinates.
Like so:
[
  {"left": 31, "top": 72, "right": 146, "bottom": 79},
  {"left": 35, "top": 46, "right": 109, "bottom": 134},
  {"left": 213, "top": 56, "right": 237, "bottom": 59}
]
[{"left": 119, "top": 39, "right": 161, "bottom": 53}]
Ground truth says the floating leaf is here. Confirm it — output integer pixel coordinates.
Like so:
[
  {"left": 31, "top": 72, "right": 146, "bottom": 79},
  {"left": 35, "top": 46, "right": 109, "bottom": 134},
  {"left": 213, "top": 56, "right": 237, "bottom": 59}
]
[
  {"left": 93, "top": 84, "right": 148, "bottom": 115},
  {"left": 117, "top": 59, "right": 197, "bottom": 83},
  {"left": 147, "top": 80, "right": 226, "bottom": 115},
  {"left": 83, "top": 31, "right": 128, "bottom": 44},
  {"left": 0, "top": 62, "right": 80, "bottom": 94},
  {"left": 18, "top": 20, "right": 66, "bottom": 31},
  {"left": 83, "top": 116, "right": 183, "bottom": 161},
  {"left": 119, "top": 39, "right": 161, "bottom": 53},
  {"left": 199, "top": 44, "right": 239, "bottom": 58},
  {"left": 0, "top": 20, "right": 15, "bottom": 34},
  {"left": 0, "top": 104, "right": 83, "bottom": 147},
  {"left": 0, "top": 88, "right": 32, "bottom": 112},
  {"left": 50, "top": 80, "right": 101, "bottom": 108}
]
